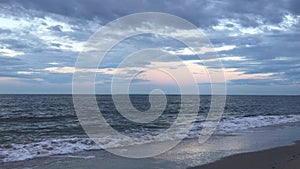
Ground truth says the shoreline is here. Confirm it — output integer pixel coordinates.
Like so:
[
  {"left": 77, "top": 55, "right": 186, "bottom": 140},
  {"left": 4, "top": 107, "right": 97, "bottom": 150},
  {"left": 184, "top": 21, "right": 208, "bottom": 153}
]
[
  {"left": 2, "top": 122, "right": 300, "bottom": 169},
  {"left": 189, "top": 140, "right": 300, "bottom": 169}
]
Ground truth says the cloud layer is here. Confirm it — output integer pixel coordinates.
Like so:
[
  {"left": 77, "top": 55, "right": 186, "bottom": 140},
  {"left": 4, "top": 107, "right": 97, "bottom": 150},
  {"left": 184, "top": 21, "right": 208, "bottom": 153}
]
[{"left": 0, "top": 0, "right": 299, "bottom": 94}]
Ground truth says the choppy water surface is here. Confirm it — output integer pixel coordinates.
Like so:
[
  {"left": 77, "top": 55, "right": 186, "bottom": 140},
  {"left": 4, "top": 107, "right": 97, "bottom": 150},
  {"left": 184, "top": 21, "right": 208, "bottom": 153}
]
[{"left": 0, "top": 95, "right": 300, "bottom": 162}]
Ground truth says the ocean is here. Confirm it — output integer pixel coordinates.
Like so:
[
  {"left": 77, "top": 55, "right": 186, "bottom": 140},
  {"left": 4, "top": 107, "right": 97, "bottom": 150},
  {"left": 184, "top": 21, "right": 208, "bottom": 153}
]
[{"left": 1, "top": 95, "right": 300, "bottom": 163}]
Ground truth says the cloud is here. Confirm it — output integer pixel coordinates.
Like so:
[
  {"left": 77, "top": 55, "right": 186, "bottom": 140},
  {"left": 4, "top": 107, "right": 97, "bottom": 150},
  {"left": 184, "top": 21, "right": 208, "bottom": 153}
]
[
  {"left": 165, "top": 45, "right": 237, "bottom": 56},
  {"left": 17, "top": 71, "right": 39, "bottom": 75},
  {"left": 0, "top": 0, "right": 299, "bottom": 94},
  {"left": 47, "top": 25, "right": 63, "bottom": 32},
  {"left": 211, "top": 13, "right": 300, "bottom": 36},
  {"left": 0, "top": 76, "right": 22, "bottom": 84},
  {"left": 0, "top": 3, "right": 99, "bottom": 55},
  {"left": 0, "top": 48, "right": 24, "bottom": 57},
  {"left": 2, "top": 0, "right": 297, "bottom": 29}
]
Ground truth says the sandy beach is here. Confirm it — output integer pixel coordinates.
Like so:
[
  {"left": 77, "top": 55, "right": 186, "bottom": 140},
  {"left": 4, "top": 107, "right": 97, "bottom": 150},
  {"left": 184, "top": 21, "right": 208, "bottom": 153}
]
[{"left": 190, "top": 141, "right": 300, "bottom": 169}]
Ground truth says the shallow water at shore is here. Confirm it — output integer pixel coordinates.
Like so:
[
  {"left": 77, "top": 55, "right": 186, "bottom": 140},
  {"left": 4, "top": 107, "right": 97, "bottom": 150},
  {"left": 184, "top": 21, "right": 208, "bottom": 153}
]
[
  {"left": 2, "top": 122, "right": 300, "bottom": 169},
  {"left": 1, "top": 95, "right": 300, "bottom": 163}
]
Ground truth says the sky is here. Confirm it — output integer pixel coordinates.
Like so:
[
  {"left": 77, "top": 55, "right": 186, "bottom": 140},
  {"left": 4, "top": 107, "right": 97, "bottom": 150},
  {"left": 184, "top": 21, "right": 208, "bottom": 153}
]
[{"left": 0, "top": 0, "right": 299, "bottom": 95}]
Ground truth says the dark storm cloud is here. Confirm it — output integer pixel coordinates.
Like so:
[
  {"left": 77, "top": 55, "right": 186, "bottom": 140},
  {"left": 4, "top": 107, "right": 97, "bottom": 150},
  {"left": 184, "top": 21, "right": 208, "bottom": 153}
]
[{"left": 0, "top": 0, "right": 295, "bottom": 28}]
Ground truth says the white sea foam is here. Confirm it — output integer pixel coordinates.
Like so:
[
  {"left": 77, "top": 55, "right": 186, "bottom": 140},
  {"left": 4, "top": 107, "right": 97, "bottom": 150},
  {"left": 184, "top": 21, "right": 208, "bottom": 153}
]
[
  {"left": 0, "top": 138, "right": 99, "bottom": 163},
  {"left": 1, "top": 114, "right": 300, "bottom": 163},
  {"left": 217, "top": 114, "right": 300, "bottom": 133}
]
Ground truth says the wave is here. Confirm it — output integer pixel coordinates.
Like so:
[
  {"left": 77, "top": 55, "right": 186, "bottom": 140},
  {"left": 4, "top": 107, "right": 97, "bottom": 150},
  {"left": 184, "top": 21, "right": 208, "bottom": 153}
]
[
  {"left": 1, "top": 114, "right": 300, "bottom": 163},
  {"left": 217, "top": 114, "right": 300, "bottom": 133},
  {"left": 0, "top": 138, "right": 99, "bottom": 163}
]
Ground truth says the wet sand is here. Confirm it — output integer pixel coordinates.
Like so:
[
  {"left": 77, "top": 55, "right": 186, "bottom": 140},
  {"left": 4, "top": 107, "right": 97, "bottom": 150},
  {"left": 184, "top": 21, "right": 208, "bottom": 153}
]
[{"left": 190, "top": 141, "right": 300, "bottom": 169}]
